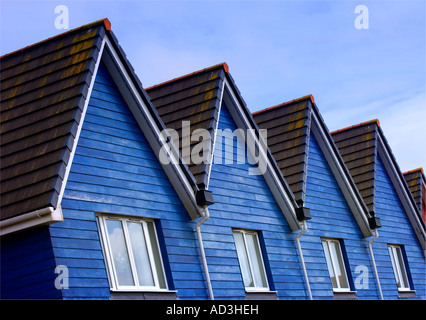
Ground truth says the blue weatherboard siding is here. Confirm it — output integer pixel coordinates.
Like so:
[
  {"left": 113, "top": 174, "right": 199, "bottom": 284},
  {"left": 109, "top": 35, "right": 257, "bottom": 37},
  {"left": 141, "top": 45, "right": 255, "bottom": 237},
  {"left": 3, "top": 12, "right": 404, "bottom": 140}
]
[
  {"left": 303, "top": 133, "right": 380, "bottom": 299},
  {"left": 49, "top": 62, "right": 205, "bottom": 299},
  {"left": 0, "top": 226, "right": 61, "bottom": 299},
  {"left": 372, "top": 155, "right": 425, "bottom": 299},
  {"left": 204, "top": 103, "right": 307, "bottom": 300}
]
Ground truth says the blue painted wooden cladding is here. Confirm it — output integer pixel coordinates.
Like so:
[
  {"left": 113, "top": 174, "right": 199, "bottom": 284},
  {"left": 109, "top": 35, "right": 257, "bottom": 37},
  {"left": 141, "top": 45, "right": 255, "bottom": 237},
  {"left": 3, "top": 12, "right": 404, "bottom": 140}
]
[
  {"left": 3, "top": 61, "right": 424, "bottom": 300},
  {"left": 0, "top": 227, "right": 60, "bottom": 299},
  {"left": 302, "top": 134, "right": 381, "bottom": 299},
  {"left": 372, "top": 155, "right": 425, "bottom": 299},
  {"left": 205, "top": 103, "right": 307, "bottom": 299},
  {"left": 49, "top": 62, "right": 205, "bottom": 299}
]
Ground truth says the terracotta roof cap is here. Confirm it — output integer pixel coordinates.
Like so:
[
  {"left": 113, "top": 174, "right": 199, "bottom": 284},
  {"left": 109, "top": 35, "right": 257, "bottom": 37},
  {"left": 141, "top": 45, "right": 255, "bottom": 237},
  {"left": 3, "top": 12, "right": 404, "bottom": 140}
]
[
  {"left": 330, "top": 119, "right": 380, "bottom": 135},
  {"left": 252, "top": 94, "right": 315, "bottom": 116},
  {"left": 145, "top": 63, "right": 229, "bottom": 91},
  {"left": 403, "top": 168, "right": 424, "bottom": 175},
  {"left": 0, "top": 18, "right": 111, "bottom": 60}
]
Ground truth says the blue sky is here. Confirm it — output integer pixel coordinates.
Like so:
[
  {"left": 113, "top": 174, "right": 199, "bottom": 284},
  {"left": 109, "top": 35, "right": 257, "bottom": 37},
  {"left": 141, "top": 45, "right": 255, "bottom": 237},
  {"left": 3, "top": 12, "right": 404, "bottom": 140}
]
[{"left": 1, "top": 0, "right": 425, "bottom": 172}]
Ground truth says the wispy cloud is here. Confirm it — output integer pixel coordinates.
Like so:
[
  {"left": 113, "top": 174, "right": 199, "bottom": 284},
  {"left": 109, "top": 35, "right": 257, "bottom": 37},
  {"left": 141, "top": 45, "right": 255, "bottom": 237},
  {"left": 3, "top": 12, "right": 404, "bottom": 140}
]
[
  {"left": 323, "top": 89, "right": 426, "bottom": 171},
  {"left": 1, "top": 0, "right": 424, "bottom": 171}
]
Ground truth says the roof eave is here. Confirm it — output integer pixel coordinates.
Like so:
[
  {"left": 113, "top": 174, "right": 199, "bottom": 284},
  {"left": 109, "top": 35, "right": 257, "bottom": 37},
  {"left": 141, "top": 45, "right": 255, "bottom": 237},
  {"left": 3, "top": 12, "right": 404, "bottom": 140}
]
[{"left": 0, "top": 206, "right": 63, "bottom": 236}]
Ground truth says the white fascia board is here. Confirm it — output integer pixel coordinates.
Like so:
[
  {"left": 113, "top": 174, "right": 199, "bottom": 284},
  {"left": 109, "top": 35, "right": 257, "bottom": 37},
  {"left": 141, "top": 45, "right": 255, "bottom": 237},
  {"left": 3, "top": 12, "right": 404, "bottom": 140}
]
[
  {"left": 376, "top": 134, "right": 426, "bottom": 253},
  {"left": 0, "top": 206, "right": 63, "bottom": 237},
  {"left": 310, "top": 113, "right": 373, "bottom": 237},
  {"left": 101, "top": 37, "right": 202, "bottom": 220},
  {"left": 222, "top": 78, "right": 300, "bottom": 231}
]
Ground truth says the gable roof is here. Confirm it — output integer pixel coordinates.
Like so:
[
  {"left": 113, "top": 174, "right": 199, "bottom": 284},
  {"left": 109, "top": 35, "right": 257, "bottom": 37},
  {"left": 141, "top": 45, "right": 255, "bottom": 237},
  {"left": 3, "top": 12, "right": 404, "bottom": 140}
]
[
  {"left": 331, "top": 121, "right": 426, "bottom": 250},
  {"left": 146, "top": 64, "right": 303, "bottom": 231},
  {"left": 403, "top": 168, "right": 426, "bottom": 222},
  {"left": 146, "top": 64, "right": 227, "bottom": 188},
  {"left": 1, "top": 19, "right": 109, "bottom": 221},
  {"left": 330, "top": 119, "right": 380, "bottom": 215},
  {"left": 252, "top": 95, "right": 313, "bottom": 203},
  {"left": 253, "top": 95, "right": 374, "bottom": 237},
  {"left": 1, "top": 19, "right": 202, "bottom": 234}
]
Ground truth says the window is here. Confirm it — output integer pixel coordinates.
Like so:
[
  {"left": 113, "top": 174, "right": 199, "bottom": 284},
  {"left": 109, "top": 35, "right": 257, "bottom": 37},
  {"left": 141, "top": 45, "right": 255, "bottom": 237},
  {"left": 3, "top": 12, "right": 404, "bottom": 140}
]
[
  {"left": 97, "top": 215, "right": 167, "bottom": 291},
  {"left": 388, "top": 244, "right": 410, "bottom": 291},
  {"left": 233, "top": 229, "right": 269, "bottom": 291},
  {"left": 321, "top": 238, "right": 350, "bottom": 291}
]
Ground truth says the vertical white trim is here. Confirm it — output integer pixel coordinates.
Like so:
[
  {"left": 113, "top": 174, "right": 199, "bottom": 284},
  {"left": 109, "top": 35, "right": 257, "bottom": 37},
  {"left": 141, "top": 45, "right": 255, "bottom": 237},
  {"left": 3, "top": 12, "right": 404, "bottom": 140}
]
[
  {"left": 367, "top": 229, "right": 383, "bottom": 299},
  {"left": 57, "top": 38, "right": 107, "bottom": 206},
  {"left": 195, "top": 207, "right": 214, "bottom": 300},
  {"left": 205, "top": 79, "right": 226, "bottom": 189},
  {"left": 295, "top": 221, "right": 313, "bottom": 299}
]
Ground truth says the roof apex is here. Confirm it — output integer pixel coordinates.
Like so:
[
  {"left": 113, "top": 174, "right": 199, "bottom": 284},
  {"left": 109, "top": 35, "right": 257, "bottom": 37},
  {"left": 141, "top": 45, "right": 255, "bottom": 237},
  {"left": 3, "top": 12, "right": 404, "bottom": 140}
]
[
  {"left": 403, "top": 167, "right": 424, "bottom": 175},
  {"left": 145, "top": 62, "right": 229, "bottom": 91},
  {"left": 0, "top": 18, "right": 111, "bottom": 60},
  {"left": 330, "top": 119, "right": 380, "bottom": 135},
  {"left": 252, "top": 94, "right": 315, "bottom": 116}
]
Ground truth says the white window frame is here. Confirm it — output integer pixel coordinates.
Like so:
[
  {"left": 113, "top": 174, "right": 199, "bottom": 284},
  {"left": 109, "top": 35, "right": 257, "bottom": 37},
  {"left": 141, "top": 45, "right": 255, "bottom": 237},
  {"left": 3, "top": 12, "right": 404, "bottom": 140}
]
[
  {"left": 388, "top": 244, "right": 411, "bottom": 291},
  {"left": 232, "top": 229, "right": 269, "bottom": 292},
  {"left": 321, "top": 238, "right": 351, "bottom": 292},
  {"left": 97, "top": 215, "right": 168, "bottom": 292}
]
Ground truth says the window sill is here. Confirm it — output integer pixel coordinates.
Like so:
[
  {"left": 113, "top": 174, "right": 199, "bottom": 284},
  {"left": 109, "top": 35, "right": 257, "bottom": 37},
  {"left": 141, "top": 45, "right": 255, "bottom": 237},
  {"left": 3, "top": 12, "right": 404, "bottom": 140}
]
[
  {"left": 109, "top": 290, "right": 178, "bottom": 300},
  {"left": 398, "top": 290, "right": 416, "bottom": 299},
  {"left": 333, "top": 290, "right": 358, "bottom": 300},
  {"left": 245, "top": 291, "right": 278, "bottom": 300}
]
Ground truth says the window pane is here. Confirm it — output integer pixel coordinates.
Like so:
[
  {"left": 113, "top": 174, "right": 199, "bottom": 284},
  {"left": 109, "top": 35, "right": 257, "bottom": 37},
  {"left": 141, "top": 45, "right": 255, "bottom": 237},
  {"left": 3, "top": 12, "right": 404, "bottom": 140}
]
[
  {"left": 147, "top": 222, "right": 167, "bottom": 289},
  {"left": 245, "top": 233, "right": 268, "bottom": 288},
  {"left": 389, "top": 245, "right": 410, "bottom": 290},
  {"left": 395, "top": 248, "right": 409, "bottom": 289},
  {"left": 388, "top": 246, "right": 401, "bottom": 287},
  {"left": 329, "top": 241, "right": 349, "bottom": 289},
  {"left": 127, "top": 221, "right": 155, "bottom": 287},
  {"left": 106, "top": 219, "right": 134, "bottom": 286},
  {"left": 322, "top": 240, "right": 337, "bottom": 288},
  {"left": 233, "top": 232, "right": 253, "bottom": 287}
]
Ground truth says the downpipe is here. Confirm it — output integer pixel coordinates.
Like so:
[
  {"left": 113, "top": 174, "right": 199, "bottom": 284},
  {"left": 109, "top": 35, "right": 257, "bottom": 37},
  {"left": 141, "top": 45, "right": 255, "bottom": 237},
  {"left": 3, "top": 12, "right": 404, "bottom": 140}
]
[
  {"left": 295, "top": 220, "right": 313, "bottom": 300},
  {"left": 368, "top": 229, "right": 383, "bottom": 300},
  {"left": 195, "top": 206, "right": 214, "bottom": 300}
]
